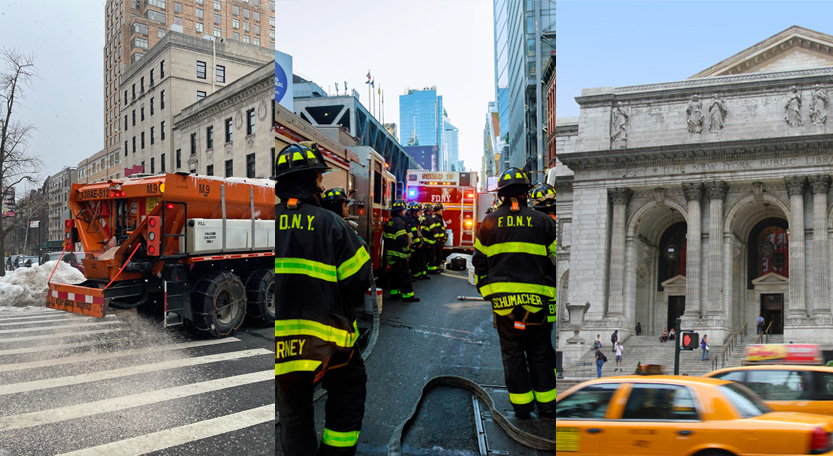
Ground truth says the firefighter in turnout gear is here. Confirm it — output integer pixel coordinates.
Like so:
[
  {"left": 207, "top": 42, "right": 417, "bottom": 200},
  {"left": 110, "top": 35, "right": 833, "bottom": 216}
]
[
  {"left": 322, "top": 187, "right": 361, "bottom": 239},
  {"left": 275, "top": 142, "right": 371, "bottom": 455},
  {"left": 528, "top": 182, "right": 557, "bottom": 325},
  {"left": 430, "top": 203, "right": 447, "bottom": 273},
  {"left": 384, "top": 200, "right": 420, "bottom": 302},
  {"left": 420, "top": 203, "right": 437, "bottom": 273},
  {"left": 405, "top": 201, "right": 429, "bottom": 280},
  {"left": 472, "top": 167, "right": 557, "bottom": 420}
]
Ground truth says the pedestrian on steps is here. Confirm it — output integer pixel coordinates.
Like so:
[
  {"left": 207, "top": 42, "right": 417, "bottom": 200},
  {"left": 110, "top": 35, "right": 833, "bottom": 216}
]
[
  {"left": 595, "top": 347, "right": 606, "bottom": 378},
  {"left": 614, "top": 341, "right": 624, "bottom": 372},
  {"left": 701, "top": 334, "right": 710, "bottom": 361},
  {"left": 611, "top": 329, "right": 619, "bottom": 351}
]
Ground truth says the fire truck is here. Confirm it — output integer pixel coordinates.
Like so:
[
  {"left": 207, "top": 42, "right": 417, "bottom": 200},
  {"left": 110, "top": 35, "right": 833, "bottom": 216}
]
[
  {"left": 47, "top": 173, "right": 275, "bottom": 338},
  {"left": 405, "top": 170, "right": 478, "bottom": 253}
]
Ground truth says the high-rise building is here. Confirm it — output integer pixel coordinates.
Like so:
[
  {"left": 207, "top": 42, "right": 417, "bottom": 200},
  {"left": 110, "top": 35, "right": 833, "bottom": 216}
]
[
  {"left": 102, "top": 0, "right": 276, "bottom": 170},
  {"left": 443, "top": 118, "right": 459, "bottom": 171},
  {"left": 493, "top": 0, "right": 554, "bottom": 172},
  {"left": 399, "top": 87, "right": 444, "bottom": 166}
]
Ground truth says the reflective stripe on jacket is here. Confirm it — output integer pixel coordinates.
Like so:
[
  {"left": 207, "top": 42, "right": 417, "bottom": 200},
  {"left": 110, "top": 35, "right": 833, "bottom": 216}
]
[
  {"left": 384, "top": 214, "right": 411, "bottom": 260},
  {"left": 275, "top": 199, "right": 371, "bottom": 377},
  {"left": 472, "top": 201, "right": 557, "bottom": 316}
]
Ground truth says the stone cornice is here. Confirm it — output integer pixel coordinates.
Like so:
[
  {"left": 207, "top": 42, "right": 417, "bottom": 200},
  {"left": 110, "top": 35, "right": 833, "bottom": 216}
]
[
  {"left": 174, "top": 72, "right": 272, "bottom": 129},
  {"left": 558, "top": 135, "right": 833, "bottom": 170},
  {"left": 576, "top": 67, "right": 833, "bottom": 106}
]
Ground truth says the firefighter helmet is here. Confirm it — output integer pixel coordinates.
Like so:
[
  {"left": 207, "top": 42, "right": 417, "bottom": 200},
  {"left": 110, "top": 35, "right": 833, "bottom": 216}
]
[
  {"left": 422, "top": 203, "right": 433, "bottom": 212},
  {"left": 274, "top": 142, "right": 331, "bottom": 180},
  {"left": 322, "top": 187, "right": 353, "bottom": 205},
  {"left": 528, "top": 182, "right": 556, "bottom": 211},
  {"left": 496, "top": 167, "right": 532, "bottom": 193},
  {"left": 392, "top": 200, "right": 407, "bottom": 213},
  {"left": 433, "top": 203, "right": 444, "bottom": 212},
  {"left": 407, "top": 201, "right": 421, "bottom": 211}
]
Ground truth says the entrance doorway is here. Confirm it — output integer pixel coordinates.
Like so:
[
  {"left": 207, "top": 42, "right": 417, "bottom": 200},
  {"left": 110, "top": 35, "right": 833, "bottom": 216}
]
[
  {"left": 760, "top": 293, "right": 784, "bottom": 334},
  {"left": 667, "top": 296, "right": 686, "bottom": 332}
]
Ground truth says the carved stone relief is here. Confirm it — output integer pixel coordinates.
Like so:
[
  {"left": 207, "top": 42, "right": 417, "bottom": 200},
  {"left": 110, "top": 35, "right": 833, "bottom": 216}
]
[
  {"left": 709, "top": 94, "right": 727, "bottom": 133},
  {"left": 686, "top": 95, "right": 704, "bottom": 133},
  {"left": 785, "top": 85, "right": 802, "bottom": 127},
  {"left": 810, "top": 83, "right": 828, "bottom": 125}
]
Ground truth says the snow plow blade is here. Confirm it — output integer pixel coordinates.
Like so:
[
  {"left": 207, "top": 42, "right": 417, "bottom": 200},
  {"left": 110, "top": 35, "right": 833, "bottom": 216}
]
[{"left": 47, "top": 282, "right": 107, "bottom": 318}]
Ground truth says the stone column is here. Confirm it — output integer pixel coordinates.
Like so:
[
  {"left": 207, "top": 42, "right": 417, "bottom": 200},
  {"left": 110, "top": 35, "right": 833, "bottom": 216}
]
[
  {"left": 723, "top": 235, "right": 735, "bottom": 328},
  {"left": 705, "top": 181, "right": 728, "bottom": 318},
  {"left": 786, "top": 176, "right": 807, "bottom": 317},
  {"left": 810, "top": 175, "right": 832, "bottom": 316},
  {"left": 682, "top": 183, "right": 703, "bottom": 319},
  {"left": 607, "top": 187, "right": 632, "bottom": 317}
]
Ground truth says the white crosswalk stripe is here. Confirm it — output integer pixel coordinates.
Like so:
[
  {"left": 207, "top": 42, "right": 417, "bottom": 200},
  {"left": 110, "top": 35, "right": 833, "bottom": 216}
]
[{"left": 0, "top": 309, "right": 275, "bottom": 454}]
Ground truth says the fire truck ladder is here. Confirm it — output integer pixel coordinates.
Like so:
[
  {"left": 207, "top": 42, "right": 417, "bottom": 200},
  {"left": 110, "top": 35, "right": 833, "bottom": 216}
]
[
  {"left": 460, "top": 190, "right": 476, "bottom": 247},
  {"left": 161, "top": 201, "right": 188, "bottom": 327}
]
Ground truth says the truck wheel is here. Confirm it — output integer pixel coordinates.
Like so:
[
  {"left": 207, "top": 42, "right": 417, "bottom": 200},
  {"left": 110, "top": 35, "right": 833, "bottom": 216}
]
[
  {"left": 191, "top": 270, "right": 247, "bottom": 337},
  {"left": 245, "top": 269, "right": 275, "bottom": 324}
]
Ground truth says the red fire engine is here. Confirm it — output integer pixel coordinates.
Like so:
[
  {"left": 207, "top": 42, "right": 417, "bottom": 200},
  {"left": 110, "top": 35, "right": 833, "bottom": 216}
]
[{"left": 405, "top": 170, "right": 478, "bottom": 253}]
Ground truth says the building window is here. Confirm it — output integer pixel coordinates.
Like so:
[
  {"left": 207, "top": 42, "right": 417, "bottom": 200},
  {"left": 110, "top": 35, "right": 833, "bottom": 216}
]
[
  {"left": 196, "top": 61, "right": 206, "bottom": 79},
  {"left": 148, "top": 0, "right": 166, "bottom": 8},
  {"left": 176, "top": 149, "right": 181, "bottom": 168},
  {"left": 243, "top": 35, "right": 249, "bottom": 44},
  {"left": 207, "top": 125, "right": 213, "bottom": 149},
  {"left": 125, "top": 141, "right": 129, "bottom": 157},
  {"left": 158, "top": 28, "right": 166, "bottom": 38},
  {"left": 141, "top": 131, "right": 145, "bottom": 149},
  {"left": 243, "top": 8, "right": 249, "bottom": 19},
  {"left": 140, "top": 77, "right": 145, "bottom": 93},
  {"left": 124, "top": 90, "right": 128, "bottom": 104},
  {"left": 132, "top": 84, "right": 136, "bottom": 99},
  {"left": 246, "top": 153, "right": 255, "bottom": 178},
  {"left": 132, "top": 110, "right": 136, "bottom": 126},
  {"left": 225, "top": 117, "right": 232, "bottom": 142},
  {"left": 214, "top": 13, "right": 221, "bottom": 25},
  {"left": 270, "top": 16, "right": 274, "bottom": 27},
  {"left": 161, "top": 153, "right": 166, "bottom": 172},
  {"left": 253, "top": 0, "right": 259, "bottom": 6},
  {"left": 254, "top": 24, "right": 260, "bottom": 34},
  {"left": 214, "top": 27, "right": 221, "bottom": 37},
  {"left": 160, "top": 90, "right": 165, "bottom": 109},
  {"left": 150, "top": 97, "right": 154, "bottom": 115},
  {"left": 132, "top": 136, "right": 136, "bottom": 154},
  {"left": 174, "top": 17, "right": 183, "bottom": 26},
  {"left": 243, "top": 21, "right": 249, "bottom": 32},
  {"left": 190, "top": 133, "right": 197, "bottom": 155},
  {"left": 133, "top": 22, "right": 149, "bottom": 35},
  {"left": 150, "top": 126, "right": 155, "bottom": 145},
  {"left": 206, "top": 164, "right": 213, "bottom": 176},
  {"left": 174, "top": 2, "right": 182, "bottom": 13},
  {"left": 225, "top": 159, "right": 233, "bottom": 177},
  {"left": 141, "top": 104, "right": 145, "bottom": 121},
  {"left": 196, "top": 22, "right": 203, "bottom": 33},
  {"left": 270, "top": 1, "right": 275, "bottom": 11},
  {"left": 216, "top": 65, "right": 225, "bottom": 83},
  {"left": 233, "top": 32, "right": 240, "bottom": 41},
  {"left": 197, "top": 90, "right": 206, "bottom": 101},
  {"left": 132, "top": 37, "right": 148, "bottom": 50},
  {"left": 232, "top": 5, "right": 239, "bottom": 15},
  {"left": 150, "top": 69, "right": 154, "bottom": 85},
  {"left": 160, "top": 60, "right": 165, "bottom": 78},
  {"left": 214, "top": 0, "right": 221, "bottom": 10},
  {"left": 151, "top": 157, "right": 155, "bottom": 174},
  {"left": 246, "top": 108, "right": 255, "bottom": 135},
  {"left": 124, "top": 115, "right": 128, "bottom": 131},
  {"left": 253, "top": 37, "right": 260, "bottom": 46},
  {"left": 196, "top": 7, "right": 204, "bottom": 19},
  {"left": 253, "top": 11, "right": 259, "bottom": 22},
  {"left": 233, "top": 18, "right": 239, "bottom": 29},
  {"left": 161, "top": 121, "right": 166, "bottom": 140},
  {"left": 141, "top": 161, "right": 145, "bottom": 172}
]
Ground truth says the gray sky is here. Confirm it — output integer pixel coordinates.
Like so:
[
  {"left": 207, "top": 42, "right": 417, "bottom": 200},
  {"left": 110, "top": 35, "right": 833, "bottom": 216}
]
[
  {"left": 276, "top": 0, "right": 495, "bottom": 173},
  {"left": 0, "top": 1, "right": 104, "bottom": 190}
]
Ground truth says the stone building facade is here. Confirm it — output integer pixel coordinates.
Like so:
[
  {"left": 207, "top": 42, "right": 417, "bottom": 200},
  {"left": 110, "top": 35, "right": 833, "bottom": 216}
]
[{"left": 556, "top": 26, "right": 833, "bottom": 353}]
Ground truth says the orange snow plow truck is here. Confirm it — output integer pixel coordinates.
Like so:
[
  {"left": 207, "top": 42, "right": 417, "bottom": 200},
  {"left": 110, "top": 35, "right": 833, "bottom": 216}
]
[{"left": 46, "top": 173, "right": 275, "bottom": 338}]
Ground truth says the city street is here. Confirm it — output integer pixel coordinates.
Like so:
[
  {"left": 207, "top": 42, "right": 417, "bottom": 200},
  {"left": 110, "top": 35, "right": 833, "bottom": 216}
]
[
  {"left": 284, "top": 269, "right": 556, "bottom": 455},
  {"left": 0, "top": 307, "right": 274, "bottom": 456}
]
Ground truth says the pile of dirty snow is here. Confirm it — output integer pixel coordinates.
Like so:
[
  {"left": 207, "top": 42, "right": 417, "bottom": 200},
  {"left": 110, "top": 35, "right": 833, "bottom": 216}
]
[{"left": 0, "top": 261, "right": 86, "bottom": 307}]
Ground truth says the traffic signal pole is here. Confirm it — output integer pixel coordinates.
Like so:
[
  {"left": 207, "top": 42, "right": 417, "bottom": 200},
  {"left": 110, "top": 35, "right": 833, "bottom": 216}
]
[{"left": 674, "top": 317, "right": 681, "bottom": 375}]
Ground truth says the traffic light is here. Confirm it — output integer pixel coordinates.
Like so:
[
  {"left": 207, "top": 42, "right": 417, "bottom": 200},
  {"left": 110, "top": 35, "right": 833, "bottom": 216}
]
[
  {"left": 682, "top": 331, "right": 699, "bottom": 350},
  {"left": 146, "top": 216, "right": 161, "bottom": 256}
]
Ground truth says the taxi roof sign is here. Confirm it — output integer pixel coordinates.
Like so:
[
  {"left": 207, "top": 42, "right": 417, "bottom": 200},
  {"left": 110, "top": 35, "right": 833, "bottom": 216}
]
[{"left": 744, "top": 343, "right": 822, "bottom": 365}]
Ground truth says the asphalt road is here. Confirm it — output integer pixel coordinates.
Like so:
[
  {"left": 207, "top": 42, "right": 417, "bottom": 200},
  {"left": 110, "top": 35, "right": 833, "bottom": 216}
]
[
  {"left": 0, "top": 306, "right": 274, "bottom": 456},
  {"left": 280, "top": 269, "right": 555, "bottom": 455}
]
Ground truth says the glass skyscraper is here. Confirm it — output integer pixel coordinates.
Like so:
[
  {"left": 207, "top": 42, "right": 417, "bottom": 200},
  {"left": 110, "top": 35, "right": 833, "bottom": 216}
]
[
  {"left": 443, "top": 119, "right": 459, "bottom": 171},
  {"left": 399, "top": 87, "right": 446, "bottom": 170}
]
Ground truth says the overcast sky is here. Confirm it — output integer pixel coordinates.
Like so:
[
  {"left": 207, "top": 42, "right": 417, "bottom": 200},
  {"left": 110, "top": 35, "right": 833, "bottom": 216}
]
[
  {"left": 558, "top": 1, "right": 833, "bottom": 119},
  {"left": 276, "top": 0, "right": 495, "bottom": 173},
  {"left": 0, "top": 1, "right": 104, "bottom": 191}
]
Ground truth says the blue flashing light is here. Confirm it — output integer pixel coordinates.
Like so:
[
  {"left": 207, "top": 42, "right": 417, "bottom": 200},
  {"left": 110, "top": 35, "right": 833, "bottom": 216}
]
[{"left": 408, "top": 188, "right": 417, "bottom": 199}]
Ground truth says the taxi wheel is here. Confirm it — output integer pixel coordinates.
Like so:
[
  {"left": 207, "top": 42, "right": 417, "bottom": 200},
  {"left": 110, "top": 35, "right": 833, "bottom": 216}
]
[{"left": 693, "top": 450, "right": 735, "bottom": 456}]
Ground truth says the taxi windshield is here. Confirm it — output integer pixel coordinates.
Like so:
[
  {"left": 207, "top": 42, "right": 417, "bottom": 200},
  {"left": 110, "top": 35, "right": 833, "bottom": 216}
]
[{"left": 719, "top": 382, "right": 771, "bottom": 418}]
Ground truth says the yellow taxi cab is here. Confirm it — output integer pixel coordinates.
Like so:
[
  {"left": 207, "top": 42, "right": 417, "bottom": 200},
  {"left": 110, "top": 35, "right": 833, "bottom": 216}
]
[
  {"left": 555, "top": 375, "right": 833, "bottom": 455},
  {"left": 704, "top": 344, "right": 833, "bottom": 416}
]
